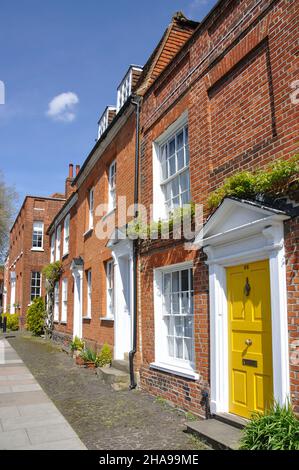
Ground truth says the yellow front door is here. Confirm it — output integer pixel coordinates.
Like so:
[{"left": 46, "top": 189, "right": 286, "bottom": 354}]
[{"left": 227, "top": 260, "right": 273, "bottom": 419}]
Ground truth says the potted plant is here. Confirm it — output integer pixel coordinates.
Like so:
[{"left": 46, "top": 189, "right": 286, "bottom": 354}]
[
  {"left": 70, "top": 336, "right": 85, "bottom": 359},
  {"left": 80, "top": 348, "right": 97, "bottom": 369},
  {"left": 95, "top": 343, "right": 112, "bottom": 368}
]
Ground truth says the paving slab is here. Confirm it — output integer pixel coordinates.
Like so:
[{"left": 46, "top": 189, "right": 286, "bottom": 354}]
[{"left": 0, "top": 338, "right": 86, "bottom": 450}]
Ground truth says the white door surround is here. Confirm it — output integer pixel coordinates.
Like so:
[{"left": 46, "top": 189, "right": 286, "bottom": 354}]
[
  {"left": 195, "top": 198, "right": 291, "bottom": 415},
  {"left": 10, "top": 271, "right": 16, "bottom": 314},
  {"left": 108, "top": 235, "right": 133, "bottom": 360},
  {"left": 71, "top": 258, "right": 83, "bottom": 339}
]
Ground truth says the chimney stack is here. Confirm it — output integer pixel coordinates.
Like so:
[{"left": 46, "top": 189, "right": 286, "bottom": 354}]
[
  {"left": 69, "top": 163, "right": 74, "bottom": 179},
  {"left": 76, "top": 164, "right": 80, "bottom": 176},
  {"left": 65, "top": 162, "right": 76, "bottom": 199}
]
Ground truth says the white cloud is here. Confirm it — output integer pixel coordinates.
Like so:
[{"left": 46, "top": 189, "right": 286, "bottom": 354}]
[{"left": 46, "top": 92, "right": 79, "bottom": 122}]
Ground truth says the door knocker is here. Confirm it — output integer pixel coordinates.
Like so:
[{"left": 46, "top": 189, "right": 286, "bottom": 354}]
[{"left": 244, "top": 277, "right": 251, "bottom": 296}]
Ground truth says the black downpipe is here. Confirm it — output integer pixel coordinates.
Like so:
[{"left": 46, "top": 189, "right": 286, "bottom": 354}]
[{"left": 129, "top": 96, "right": 141, "bottom": 389}]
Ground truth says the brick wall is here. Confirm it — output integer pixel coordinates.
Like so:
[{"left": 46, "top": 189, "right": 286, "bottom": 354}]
[{"left": 138, "top": 0, "right": 298, "bottom": 414}]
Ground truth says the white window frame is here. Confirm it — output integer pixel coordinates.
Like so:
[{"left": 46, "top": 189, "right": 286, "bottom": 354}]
[
  {"left": 30, "top": 272, "right": 42, "bottom": 301},
  {"left": 63, "top": 214, "right": 70, "bottom": 256},
  {"left": 106, "top": 260, "right": 114, "bottom": 319},
  {"left": 86, "top": 270, "right": 92, "bottom": 319},
  {"left": 54, "top": 281, "right": 59, "bottom": 322},
  {"left": 88, "top": 188, "right": 94, "bottom": 230},
  {"left": 32, "top": 221, "right": 44, "bottom": 250},
  {"left": 152, "top": 112, "right": 190, "bottom": 221},
  {"left": 152, "top": 261, "right": 198, "bottom": 380},
  {"left": 117, "top": 71, "right": 132, "bottom": 112},
  {"left": 61, "top": 278, "right": 68, "bottom": 323},
  {"left": 50, "top": 233, "right": 55, "bottom": 262},
  {"left": 108, "top": 160, "right": 116, "bottom": 211},
  {"left": 55, "top": 225, "right": 61, "bottom": 261}
]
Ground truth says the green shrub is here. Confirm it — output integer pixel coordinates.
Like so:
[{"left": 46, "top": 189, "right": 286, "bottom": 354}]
[
  {"left": 26, "top": 297, "right": 46, "bottom": 336},
  {"left": 208, "top": 155, "right": 299, "bottom": 209},
  {"left": 80, "top": 347, "right": 97, "bottom": 363},
  {"left": 240, "top": 402, "right": 299, "bottom": 450},
  {"left": 1, "top": 313, "right": 19, "bottom": 331},
  {"left": 70, "top": 336, "right": 85, "bottom": 352},
  {"left": 95, "top": 343, "right": 112, "bottom": 367}
]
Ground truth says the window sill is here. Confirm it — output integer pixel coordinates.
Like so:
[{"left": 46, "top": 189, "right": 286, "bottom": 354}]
[
  {"left": 82, "top": 316, "right": 91, "bottom": 321},
  {"left": 60, "top": 321, "right": 67, "bottom": 325},
  {"left": 83, "top": 228, "right": 93, "bottom": 238},
  {"left": 150, "top": 362, "right": 199, "bottom": 381},
  {"left": 62, "top": 252, "right": 69, "bottom": 260},
  {"left": 31, "top": 248, "right": 44, "bottom": 252},
  {"left": 101, "top": 316, "right": 114, "bottom": 321}
]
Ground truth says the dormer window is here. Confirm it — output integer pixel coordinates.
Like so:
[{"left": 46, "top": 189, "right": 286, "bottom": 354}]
[
  {"left": 98, "top": 106, "right": 116, "bottom": 140},
  {"left": 116, "top": 66, "right": 142, "bottom": 113}
]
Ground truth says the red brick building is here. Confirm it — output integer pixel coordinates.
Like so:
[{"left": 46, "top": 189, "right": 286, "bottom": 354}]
[
  {"left": 5, "top": 193, "right": 66, "bottom": 326},
  {"left": 47, "top": 14, "right": 198, "bottom": 363},
  {"left": 137, "top": 0, "right": 299, "bottom": 419}
]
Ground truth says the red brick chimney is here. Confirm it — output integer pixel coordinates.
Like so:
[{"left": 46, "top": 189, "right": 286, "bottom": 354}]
[
  {"left": 65, "top": 163, "right": 75, "bottom": 198},
  {"left": 76, "top": 164, "right": 80, "bottom": 176}
]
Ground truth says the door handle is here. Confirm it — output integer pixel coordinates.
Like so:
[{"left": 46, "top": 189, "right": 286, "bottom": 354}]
[{"left": 245, "top": 339, "right": 252, "bottom": 346}]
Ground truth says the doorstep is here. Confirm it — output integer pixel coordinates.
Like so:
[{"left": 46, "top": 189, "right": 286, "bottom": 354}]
[{"left": 186, "top": 418, "right": 242, "bottom": 450}]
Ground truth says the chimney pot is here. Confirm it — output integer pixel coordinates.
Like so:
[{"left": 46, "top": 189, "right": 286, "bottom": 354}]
[
  {"left": 76, "top": 164, "right": 80, "bottom": 176},
  {"left": 69, "top": 163, "right": 74, "bottom": 178}
]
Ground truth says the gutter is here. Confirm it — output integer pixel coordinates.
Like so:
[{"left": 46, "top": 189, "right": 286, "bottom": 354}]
[{"left": 129, "top": 95, "right": 141, "bottom": 389}]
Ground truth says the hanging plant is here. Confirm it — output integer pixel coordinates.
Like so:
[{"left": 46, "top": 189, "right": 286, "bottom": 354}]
[{"left": 42, "top": 261, "right": 62, "bottom": 338}]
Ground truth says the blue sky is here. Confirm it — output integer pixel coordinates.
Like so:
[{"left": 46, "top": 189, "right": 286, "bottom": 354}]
[{"left": 0, "top": 0, "right": 216, "bottom": 210}]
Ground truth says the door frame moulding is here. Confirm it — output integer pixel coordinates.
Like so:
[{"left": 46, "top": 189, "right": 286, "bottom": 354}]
[{"left": 196, "top": 198, "right": 291, "bottom": 415}]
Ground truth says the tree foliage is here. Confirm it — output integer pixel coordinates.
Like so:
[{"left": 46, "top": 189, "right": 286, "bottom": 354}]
[{"left": 0, "top": 171, "right": 18, "bottom": 261}]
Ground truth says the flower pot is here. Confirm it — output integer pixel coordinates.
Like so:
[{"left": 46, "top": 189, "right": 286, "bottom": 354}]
[
  {"left": 85, "top": 361, "right": 96, "bottom": 369},
  {"left": 75, "top": 355, "right": 85, "bottom": 366}
]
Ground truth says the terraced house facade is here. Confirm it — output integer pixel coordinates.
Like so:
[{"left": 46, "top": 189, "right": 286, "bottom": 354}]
[{"left": 5, "top": 0, "right": 298, "bottom": 420}]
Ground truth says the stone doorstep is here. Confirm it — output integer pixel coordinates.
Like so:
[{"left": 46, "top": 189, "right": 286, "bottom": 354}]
[
  {"left": 186, "top": 419, "right": 242, "bottom": 450},
  {"left": 111, "top": 359, "right": 130, "bottom": 374},
  {"left": 96, "top": 366, "right": 130, "bottom": 391},
  {"left": 214, "top": 412, "right": 248, "bottom": 430}
]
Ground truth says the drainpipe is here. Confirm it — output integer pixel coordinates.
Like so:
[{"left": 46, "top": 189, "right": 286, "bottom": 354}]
[{"left": 129, "top": 95, "right": 141, "bottom": 389}]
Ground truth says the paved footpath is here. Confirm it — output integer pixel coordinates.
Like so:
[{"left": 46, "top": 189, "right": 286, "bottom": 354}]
[
  {"left": 3, "top": 333, "right": 208, "bottom": 450},
  {"left": 0, "top": 337, "right": 86, "bottom": 450}
]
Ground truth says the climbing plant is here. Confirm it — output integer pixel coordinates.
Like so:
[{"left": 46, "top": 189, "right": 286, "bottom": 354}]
[
  {"left": 42, "top": 261, "right": 62, "bottom": 338},
  {"left": 207, "top": 155, "right": 299, "bottom": 210}
]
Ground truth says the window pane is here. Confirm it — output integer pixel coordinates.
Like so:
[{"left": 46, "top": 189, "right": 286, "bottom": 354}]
[
  {"left": 172, "top": 272, "right": 179, "bottom": 292},
  {"left": 171, "top": 293, "right": 180, "bottom": 314},
  {"left": 177, "top": 148, "right": 184, "bottom": 171},
  {"left": 171, "top": 177, "right": 179, "bottom": 198},
  {"left": 174, "top": 316, "right": 183, "bottom": 336},
  {"left": 169, "top": 138, "right": 175, "bottom": 157},
  {"left": 167, "top": 336, "right": 174, "bottom": 357},
  {"left": 181, "top": 292, "right": 190, "bottom": 314},
  {"left": 163, "top": 273, "right": 171, "bottom": 294},
  {"left": 176, "top": 131, "right": 184, "bottom": 149},
  {"left": 181, "top": 190, "right": 190, "bottom": 205},
  {"left": 184, "top": 338, "right": 192, "bottom": 361},
  {"left": 175, "top": 337, "right": 183, "bottom": 359},
  {"left": 184, "top": 316, "right": 193, "bottom": 338},
  {"left": 180, "top": 171, "right": 189, "bottom": 193},
  {"left": 181, "top": 270, "right": 189, "bottom": 291},
  {"left": 168, "top": 156, "right": 176, "bottom": 177}
]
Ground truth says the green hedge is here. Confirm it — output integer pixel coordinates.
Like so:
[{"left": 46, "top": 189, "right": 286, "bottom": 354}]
[
  {"left": 26, "top": 297, "right": 46, "bottom": 336},
  {"left": 1, "top": 313, "right": 19, "bottom": 331}
]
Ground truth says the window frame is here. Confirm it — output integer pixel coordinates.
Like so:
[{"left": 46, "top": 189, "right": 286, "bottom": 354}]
[
  {"left": 63, "top": 214, "right": 70, "bottom": 256},
  {"left": 55, "top": 225, "right": 61, "bottom": 261},
  {"left": 88, "top": 188, "right": 94, "bottom": 230},
  {"left": 152, "top": 113, "right": 190, "bottom": 221},
  {"left": 152, "top": 262, "right": 197, "bottom": 379},
  {"left": 108, "top": 160, "right": 116, "bottom": 211},
  {"left": 32, "top": 221, "right": 44, "bottom": 250},
  {"left": 61, "top": 278, "right": 68, "bottom": 323},
  {"left": 105, "top": 260, "right": 115, "bottom": 319},
  {"left": 54, "top": 281, "right": 59, "bottom": 322},
  {"left": 86, "top": 269, "right": 92, "bottom": 319},
  {"left": 50, "top": 233, "right": 55, "bottom": 262},
  {"left": 30, "top": 271, "right": 42, "bottom": 301}
]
